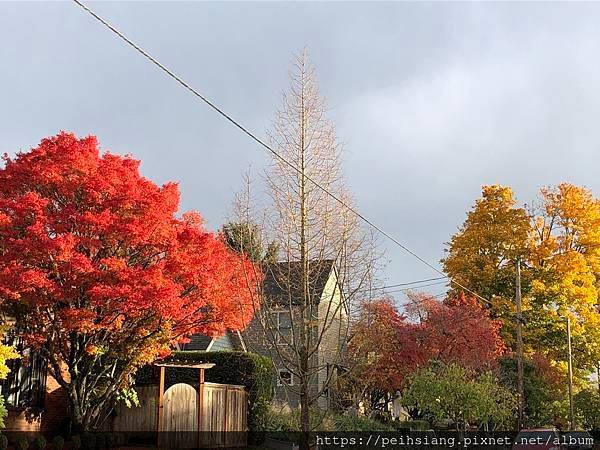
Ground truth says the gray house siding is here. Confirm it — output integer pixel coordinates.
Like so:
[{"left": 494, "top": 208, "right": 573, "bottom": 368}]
[
  {"left": 242, "top": 261, "right": 346, "bottom": 411},
  {"left": 211, "top": 333, "right": 235, "bottom": 351}
]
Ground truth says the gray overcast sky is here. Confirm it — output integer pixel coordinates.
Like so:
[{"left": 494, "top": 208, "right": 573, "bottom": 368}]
[{"left": 2, "top": 1, "right": 600, "bottom": 301}]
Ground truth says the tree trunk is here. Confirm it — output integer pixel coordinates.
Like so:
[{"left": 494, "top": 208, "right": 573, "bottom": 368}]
[{"left": 299, "top": 371, "right": 310, "bottom": 450}]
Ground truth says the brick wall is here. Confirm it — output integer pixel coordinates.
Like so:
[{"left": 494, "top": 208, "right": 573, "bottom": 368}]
[{"left": 4, "top": 370, "right": 69, "bottom": 433}]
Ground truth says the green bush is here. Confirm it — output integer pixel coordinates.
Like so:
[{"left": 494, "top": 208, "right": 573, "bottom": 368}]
[
  {"left": 51, "top": 436, "right": 64, "bottom": 450},
  {"left": 95, "top": 433, "right": 106, "bottom": 449},
  {"left": 0, "top": 434, "right": 7, "bottom": 450},
  {"left": 333, "top": 414, "right": 394, "bottom": 432},
  {"left": 393, "top": 420, "right": 430, "bottom": 431},
  {"left": 32, "top": 435, "right": 46, "bottom": 450},
  {"left": 135, "top": 351, "right": 274, "bottom": 433},
  {"left": 15, "top": 436, "right": 29, "bottom": 450},
  {"left": 71, "top": 435, "right": 81, "bottom": 450},
  {"left": 80, "top": 433, "right": 95, "bottom": 450},
  {"left": 0, "top": 397, "right": 7, "bottom": 430},
  {"left": 262, "top": 408, "right": 393, "bottom": 433},
  {"left": 262, "top": 408, "right": 300, "bottom": 432}
]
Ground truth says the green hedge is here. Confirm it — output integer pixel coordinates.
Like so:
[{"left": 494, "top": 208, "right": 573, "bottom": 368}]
[
  {"left": 332, "top": 415, "right": 394, "bottom": 432},
  {"left": 261, "top": 408, "right": 394, "bottom": 433},
  {"left": 392, "top": 420, "right": 430, "bottom": 431},
  {"left": 135, "top": 351, "right": 273, "bottom": 433}
]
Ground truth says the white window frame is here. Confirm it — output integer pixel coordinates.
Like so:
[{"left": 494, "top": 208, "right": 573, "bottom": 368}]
[
  {"left": 271, "top": 311, "right": 293, "bottom": 345},
  {"left": 277, "top": 369, "right": 294, "bottom": 387}
]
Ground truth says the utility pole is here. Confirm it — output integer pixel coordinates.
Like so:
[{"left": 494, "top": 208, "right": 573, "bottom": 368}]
[
  {"left": 515, "top": 257, "right": 525, "bottom": 430},
  {"left": 566, "top": 316, "right": 575, "bottom": 431}
]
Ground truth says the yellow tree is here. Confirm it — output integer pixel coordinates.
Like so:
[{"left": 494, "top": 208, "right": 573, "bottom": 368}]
[
  {"left": 442, "top": 185, "right": 532, "bottom": 346},
  {"left": 0, "top": 326, "right": 18, "bottom": 428},
  {"left": 529, "top": 184, "right": 600, "bottom": 372},
  {"left": 445, "top": 183, "right": 600, "bottom": 377}
]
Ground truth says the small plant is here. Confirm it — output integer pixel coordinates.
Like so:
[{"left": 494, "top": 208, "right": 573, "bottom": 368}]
[
  {"left": 32, "top": 435, "right": 47, "bottom": 450},
  {"left": 115, "top": 433, "right": 126, "bottom": 447},
  {"left": 71, "top": 435, "right": 81, "bottom": 450},
  {"left": 0, "top": 434, "right": 8, "bottom": 450},
  {"left": 51, "top": 436, "right": 64, "bottom": 450},
  {"left": 95, "top": 433, "right": 106, "bottom": 449},
  {"left": 394, "top": 419, "right": 430, "bottom": 431},
  {"left": 80, "top": 433, "right": 95, "bottom": 450},
  {"left": 104, "top": 433, "right": 114, "bottom": 448},
  {"left": 16, "top": 436, "right": 29, "bottom": 450}
]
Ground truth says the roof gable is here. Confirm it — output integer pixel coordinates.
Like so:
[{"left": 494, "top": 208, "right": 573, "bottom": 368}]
[{"left": 262, "top": 260, "right": 335, "bottom": 306}]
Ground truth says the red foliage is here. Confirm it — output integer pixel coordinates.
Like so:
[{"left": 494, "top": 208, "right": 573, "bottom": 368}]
[
  {"left": 0, "top": 132, "right": 261, "bottom": 358},
  {"left": 351, "top": 292, "right": 506, "bottom": 393},
  {"left": 531, "top": 353, "right": 564, "bottom": 390},
  {"left": 416, "top": 291, "right": 506, "bottom": 370},
  {"left": 350, "top": 298, "right": 426, "bottom": 392}
]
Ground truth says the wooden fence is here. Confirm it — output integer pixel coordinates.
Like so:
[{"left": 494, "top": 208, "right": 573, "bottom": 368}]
[
  {"left": 108, "top": 382, "right": 248, "bottom": 448},
  {"left": 111, "top": 386, "right": 158, "bottom": 433}
]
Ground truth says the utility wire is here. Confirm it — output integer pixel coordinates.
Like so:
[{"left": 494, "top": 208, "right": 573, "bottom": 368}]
[
  {"left": 354, "top": 278, "right": 448, "bottom": 295},
  {"left": 378, "top": 280, "right": 448, "bottom": 295},
  {"left": 368, "top": 276, "right": 447, "bottom": 291},
  {"left": 382, "top": 276, "right": 446, "bottom": 288},
  {"left": 71, "top": 0, "right": 491, "bottom": 306}
]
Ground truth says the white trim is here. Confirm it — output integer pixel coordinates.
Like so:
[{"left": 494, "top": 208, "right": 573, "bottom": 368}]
[
  {"left": 277, "top": 369, "right": 294, "bottom": 387},
  {"left": 236, "top": 330, "right": 248, "bottom": 352},
  {"left": 205, "top": 338, "right": 215, "bottom": 352},
  {"left": 271, "top": 311, "right": 292, "bottom": 345}
]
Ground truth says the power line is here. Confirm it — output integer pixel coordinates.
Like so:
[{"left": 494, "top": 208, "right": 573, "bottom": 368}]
[
  {"left": 380, "top": 280, "right": 448, "bottom": 295},
  {"left": 353, "top": 276, "right": 446, "bottom": 294},
  {"left": 373, "top": 276, "right": 447, "bottom": 290},
  {"left": 71, "top": 0, "right": 491, "bottom": 306},
  {"left": 355, "top": 278, "right": 448, "bottom": 295}
]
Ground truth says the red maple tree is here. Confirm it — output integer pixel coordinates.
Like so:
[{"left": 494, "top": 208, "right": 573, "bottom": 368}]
[
  {"left": 349, "top": 292, "right": 505, "bottom": 410},
  {"left": 0, "top": 132, "right": 261, "bottom": 430},
  {"left": 410, "top": 291, "right": 506, "bottom": 370},
  {"left": 348, "top": 298, "right": 426, "bottom": 408}
]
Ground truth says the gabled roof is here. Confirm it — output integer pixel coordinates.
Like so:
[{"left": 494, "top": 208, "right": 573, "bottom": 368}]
[
  {"left": 180, "top": 330, "right": 246, "bottom": 352},
  {"left": 262, "top": 260, "right": 335, "bottom": 306},
  {"left": 181, "top": 334, "right": 212, "bottom": 351}
]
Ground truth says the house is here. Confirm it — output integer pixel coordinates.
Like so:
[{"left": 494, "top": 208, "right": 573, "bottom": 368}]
[
  {"left": 241, "top": 260, "right": 348, "bottom": 410},
  {"left": 179, "top": 330, "right": 247, "bottom": 352},
  {"left": 184, "top": 260, "right": 348, "bottom": 410},
  {"left": 0, "top": 334, "right": 69, "bottom": 432}
]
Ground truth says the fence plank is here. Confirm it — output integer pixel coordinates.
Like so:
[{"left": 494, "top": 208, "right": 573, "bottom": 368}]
[
  {"left": 111, "top": 386, "right": 157, "bottom": 432},
  {"left": 108, "top": 382, "right": 248, "bottom": 448}
]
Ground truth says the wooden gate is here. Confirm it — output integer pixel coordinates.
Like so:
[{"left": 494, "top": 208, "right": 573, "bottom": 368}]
[{"left": 159, "top": 383, "right": 198, "bottom": 449}]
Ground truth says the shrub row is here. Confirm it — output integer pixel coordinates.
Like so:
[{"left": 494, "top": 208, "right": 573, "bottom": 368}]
[
  {"left": 261, "top": 408, "right": 396, "bottom": 433},
  {"left": 3, "top": 433, "right": 126, "bottom": 450}
]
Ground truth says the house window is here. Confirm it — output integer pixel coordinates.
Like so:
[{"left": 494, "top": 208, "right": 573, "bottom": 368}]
[
  {"left": 277, "top": 369, "right": 293, "bottom": 387},
  {"left": 272, "top": 311, "right": 292, "bottom": 345},
  {"left": 0, "top": 335, "right": 47, "bottom": 408}
]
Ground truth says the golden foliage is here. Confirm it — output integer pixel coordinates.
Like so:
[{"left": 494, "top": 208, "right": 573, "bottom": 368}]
[
  {"left": 445, "top": 183, "right": 600, "bottom": 374},
  {"left": 0, "top": 326, "right": 18, "bottom": 381}
]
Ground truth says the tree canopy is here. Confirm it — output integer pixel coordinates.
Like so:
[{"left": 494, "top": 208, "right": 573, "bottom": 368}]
[
  {"left": 444, "top": 184, "right": 600, "bottom": 374},
  {"left": 0, "top": 132, "right": 262, "bottom": 430},
  {"left": 402, "top": 362, "right": 516, "bottom": 431},
  {"left": 348, "top": 293, "right": 505, "bottom": 411}
]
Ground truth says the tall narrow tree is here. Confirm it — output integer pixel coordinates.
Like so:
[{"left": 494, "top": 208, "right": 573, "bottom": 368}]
[{"left": 245, "top": 51, "right": 378, "bottom": 446}]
